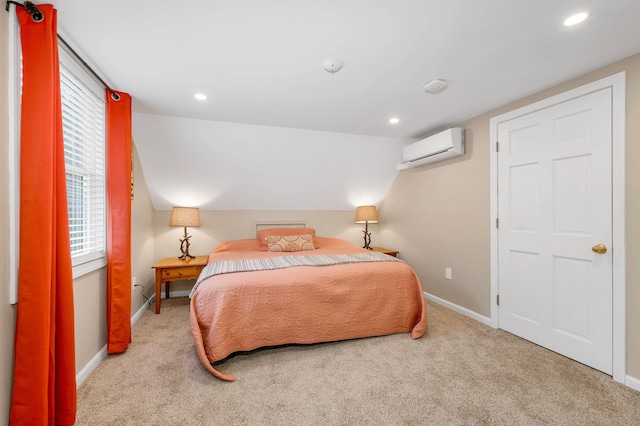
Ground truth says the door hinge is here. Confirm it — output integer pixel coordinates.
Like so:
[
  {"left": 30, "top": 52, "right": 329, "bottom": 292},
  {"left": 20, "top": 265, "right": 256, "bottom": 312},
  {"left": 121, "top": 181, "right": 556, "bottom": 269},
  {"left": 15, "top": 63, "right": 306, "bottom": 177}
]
[
  {"left": 497, "top": 294, "right": 500, "bottom": 306},
  {"left": 496, "top": 218, "right": 499, "bottom": 228},
  {"left": 496, "top": 141, "right": 499, "bottom": 152}
]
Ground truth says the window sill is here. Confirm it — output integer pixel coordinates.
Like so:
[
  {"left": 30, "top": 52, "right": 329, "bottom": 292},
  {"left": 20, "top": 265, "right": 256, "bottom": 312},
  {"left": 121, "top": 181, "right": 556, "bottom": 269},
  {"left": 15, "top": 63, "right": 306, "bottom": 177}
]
[{"left": 72, "top": 255, "right": 107, "bottom": 279}]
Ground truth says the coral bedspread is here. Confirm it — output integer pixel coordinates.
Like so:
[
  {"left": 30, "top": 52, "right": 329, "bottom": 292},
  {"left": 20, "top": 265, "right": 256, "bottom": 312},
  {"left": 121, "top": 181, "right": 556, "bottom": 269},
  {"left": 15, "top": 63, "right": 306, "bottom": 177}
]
[{"left": 189, "top": 237, "right": 427, "bottom": 381}]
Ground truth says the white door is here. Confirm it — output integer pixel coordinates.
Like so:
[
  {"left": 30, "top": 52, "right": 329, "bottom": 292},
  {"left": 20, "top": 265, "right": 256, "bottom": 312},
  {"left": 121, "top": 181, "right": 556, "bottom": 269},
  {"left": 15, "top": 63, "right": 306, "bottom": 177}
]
[{"left": 497, "top": 88, "right": 613, "bottom": 374}]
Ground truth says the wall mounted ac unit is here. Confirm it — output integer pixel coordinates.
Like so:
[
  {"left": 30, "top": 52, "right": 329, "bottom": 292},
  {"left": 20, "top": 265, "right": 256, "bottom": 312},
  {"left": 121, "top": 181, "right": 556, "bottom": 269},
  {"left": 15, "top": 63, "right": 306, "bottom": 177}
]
[{"left": 397, "top": 127, "right": 464, "bottom": 170}]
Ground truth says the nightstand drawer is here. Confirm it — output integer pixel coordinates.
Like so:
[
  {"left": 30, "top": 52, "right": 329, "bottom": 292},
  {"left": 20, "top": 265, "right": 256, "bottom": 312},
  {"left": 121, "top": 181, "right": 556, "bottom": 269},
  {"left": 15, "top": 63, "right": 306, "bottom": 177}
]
[
  {"left": 153, "top": 255, "right": 208, "bottom": 314},
  {"left": 162, "top": 265, "right": 203, "bottom": 280}
]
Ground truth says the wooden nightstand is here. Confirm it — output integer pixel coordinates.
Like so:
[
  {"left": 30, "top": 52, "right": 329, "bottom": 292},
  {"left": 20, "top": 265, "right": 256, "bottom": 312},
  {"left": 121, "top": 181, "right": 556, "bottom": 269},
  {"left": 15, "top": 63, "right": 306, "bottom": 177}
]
[
  {"left": 370, "top": 247, "right": 399, "bottom": 257},
  {"left": 151, "top": 255, "right": 208, "bottom": 314}
]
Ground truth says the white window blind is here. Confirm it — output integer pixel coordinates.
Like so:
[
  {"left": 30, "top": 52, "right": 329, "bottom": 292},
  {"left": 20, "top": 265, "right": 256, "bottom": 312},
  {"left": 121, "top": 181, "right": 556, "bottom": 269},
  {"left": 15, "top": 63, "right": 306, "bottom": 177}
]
[{"left": 59, "top": 56, "right": 107, "bottom": 272}]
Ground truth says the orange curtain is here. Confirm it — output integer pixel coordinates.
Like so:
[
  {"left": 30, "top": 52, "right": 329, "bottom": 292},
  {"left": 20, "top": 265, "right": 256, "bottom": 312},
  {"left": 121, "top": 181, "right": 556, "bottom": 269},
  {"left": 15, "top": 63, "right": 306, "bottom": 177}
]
[
  {"left": 106, "top": 91, "right": 133, "bottom": 354},
  {"left": 10, "top": 5, "right": 77, "bottom": 426}
]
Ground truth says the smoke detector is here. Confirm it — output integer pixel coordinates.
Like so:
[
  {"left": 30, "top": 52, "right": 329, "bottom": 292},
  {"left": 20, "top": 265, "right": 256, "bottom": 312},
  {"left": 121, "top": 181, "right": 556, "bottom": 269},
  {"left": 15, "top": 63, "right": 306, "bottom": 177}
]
[
  {"left": 323, "top": 59, "right": 343, "bottom": 74},
  {"left": 424, "top": 79, "right": 448, "bottom": 94}
]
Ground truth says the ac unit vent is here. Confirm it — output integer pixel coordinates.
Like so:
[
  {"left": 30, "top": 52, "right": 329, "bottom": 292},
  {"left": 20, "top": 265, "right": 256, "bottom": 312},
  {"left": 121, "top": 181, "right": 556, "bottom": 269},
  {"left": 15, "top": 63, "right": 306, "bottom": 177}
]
[{"left": 397, "top": 128, "right": 464, "bottom": 170}]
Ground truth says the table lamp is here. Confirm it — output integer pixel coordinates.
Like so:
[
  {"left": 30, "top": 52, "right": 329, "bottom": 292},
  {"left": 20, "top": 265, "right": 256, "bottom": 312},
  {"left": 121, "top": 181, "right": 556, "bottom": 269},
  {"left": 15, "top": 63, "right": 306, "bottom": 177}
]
[
  {"left": 355, "top": 205, "right": 378, "bottom": 250},
  {"left": 169, "top": 207, "right": 201, "bottom": 260}
]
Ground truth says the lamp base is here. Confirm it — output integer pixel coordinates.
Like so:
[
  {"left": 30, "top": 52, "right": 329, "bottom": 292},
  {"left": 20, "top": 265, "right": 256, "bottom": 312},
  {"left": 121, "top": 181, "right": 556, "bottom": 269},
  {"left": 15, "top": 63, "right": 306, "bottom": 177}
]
[
  {"left": 362, "top": 223, "right": 372, "bottom": 250},
  {"left": 178, "top": 227, "right": 194, "bottom": 260}
]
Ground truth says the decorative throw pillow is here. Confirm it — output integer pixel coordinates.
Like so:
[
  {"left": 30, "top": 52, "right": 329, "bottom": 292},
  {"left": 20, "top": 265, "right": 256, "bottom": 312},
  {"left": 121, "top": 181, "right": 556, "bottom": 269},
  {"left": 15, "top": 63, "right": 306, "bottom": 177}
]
[
  {"left": 266, "top": 234, "right": 315, "bottom": 252},
  {"left": 257, "top": 227, "right": 316, "bottom": 247}
]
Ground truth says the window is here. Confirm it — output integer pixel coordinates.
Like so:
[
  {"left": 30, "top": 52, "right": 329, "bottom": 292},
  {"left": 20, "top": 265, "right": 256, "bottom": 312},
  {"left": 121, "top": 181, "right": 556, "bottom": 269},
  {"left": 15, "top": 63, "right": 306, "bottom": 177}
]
[
  {"left": 59, "top": 51, "right": 107, "bottom": 276},
  {"left": 9, "top": 14, "right": 108, "bottom": 303}
]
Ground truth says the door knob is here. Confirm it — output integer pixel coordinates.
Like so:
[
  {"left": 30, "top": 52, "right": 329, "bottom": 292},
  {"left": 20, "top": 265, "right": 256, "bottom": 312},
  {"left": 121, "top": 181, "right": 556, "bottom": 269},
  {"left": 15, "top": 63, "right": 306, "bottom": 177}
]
[{"left": 592, "top": 244, "right": 607, "bottom": 254}]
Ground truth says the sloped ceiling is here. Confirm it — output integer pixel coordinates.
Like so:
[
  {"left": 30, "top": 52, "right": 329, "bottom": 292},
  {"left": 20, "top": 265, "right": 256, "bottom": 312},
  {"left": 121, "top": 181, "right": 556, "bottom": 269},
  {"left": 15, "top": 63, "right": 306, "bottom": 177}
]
[
  {"left": 50, "top": 0, "right": 640, "bottom": 211},
  {"left": 133, "top": 114, "right": 409, "bottom": 210}
]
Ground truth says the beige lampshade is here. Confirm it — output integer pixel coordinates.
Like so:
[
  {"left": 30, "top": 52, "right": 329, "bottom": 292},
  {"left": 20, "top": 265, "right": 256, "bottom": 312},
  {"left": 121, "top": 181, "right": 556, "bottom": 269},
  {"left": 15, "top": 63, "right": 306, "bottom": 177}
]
[
  {"left": 169, "top": 207, "right": 201, "bottom": 227},
  {"left": 355, "top": 205, "right": 379, "bottom": 223}
]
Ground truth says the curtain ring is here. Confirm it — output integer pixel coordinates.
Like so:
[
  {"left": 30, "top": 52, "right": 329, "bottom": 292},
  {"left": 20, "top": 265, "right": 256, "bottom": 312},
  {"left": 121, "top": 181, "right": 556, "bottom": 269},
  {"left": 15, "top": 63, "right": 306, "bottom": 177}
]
[
  {"left": 23, "top": 1, "right": 43, "bottom": 22},
  {"left": 110, "top": 92, "right": 121, "bottom": 101}
]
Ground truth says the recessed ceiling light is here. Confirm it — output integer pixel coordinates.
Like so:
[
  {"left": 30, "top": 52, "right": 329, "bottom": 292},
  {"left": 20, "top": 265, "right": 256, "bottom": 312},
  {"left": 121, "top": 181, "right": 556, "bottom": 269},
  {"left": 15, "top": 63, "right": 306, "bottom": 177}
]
[
  {"left": 389, "top": 117, "right": 400, "bottom": 124},
  {"left": 194, "top": 93, "right": 207, "bottom": 101},
  {"left": 564, "top": 12, "right": 589, "bottom": 26}
]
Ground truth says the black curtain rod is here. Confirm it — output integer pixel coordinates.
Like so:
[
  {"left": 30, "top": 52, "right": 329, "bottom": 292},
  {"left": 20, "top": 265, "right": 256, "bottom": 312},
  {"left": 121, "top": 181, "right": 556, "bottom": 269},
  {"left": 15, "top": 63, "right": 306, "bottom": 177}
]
[
  {"left": 5, "top": 0, "right": 41, "bottom": 21},
  {"left": 5, "top": 0, "right": 121, "bottom": 101}
]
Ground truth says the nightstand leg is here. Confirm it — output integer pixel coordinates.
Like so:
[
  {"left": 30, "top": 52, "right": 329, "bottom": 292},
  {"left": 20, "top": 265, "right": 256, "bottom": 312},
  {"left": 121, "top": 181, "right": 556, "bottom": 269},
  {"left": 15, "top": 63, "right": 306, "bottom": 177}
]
[
  {"left": 166, "top": 282, "right": 170, "bottom": 300},
  {"left": 155, "top": 270, "right": 162, "bottom": 314}
]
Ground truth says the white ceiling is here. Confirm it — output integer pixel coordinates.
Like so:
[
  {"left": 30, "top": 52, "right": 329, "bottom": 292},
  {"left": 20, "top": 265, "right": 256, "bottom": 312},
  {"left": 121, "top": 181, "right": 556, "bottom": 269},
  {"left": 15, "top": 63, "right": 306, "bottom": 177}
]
[
  {"left": 53, "top": 0, "right": 640, "bottom": 140},
  {"left": 48, "top": 0, "right": 640, "bottom": 211}
]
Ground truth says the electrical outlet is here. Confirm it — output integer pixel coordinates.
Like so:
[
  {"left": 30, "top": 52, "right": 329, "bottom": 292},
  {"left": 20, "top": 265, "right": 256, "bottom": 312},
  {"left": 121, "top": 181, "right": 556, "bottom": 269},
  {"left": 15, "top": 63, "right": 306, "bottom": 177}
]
[
  {"left": 445, "top": 268, "right": 452, "bottom": 280},
  {"left": 132, "top": 276, "right": 137, "bottom": 291}
]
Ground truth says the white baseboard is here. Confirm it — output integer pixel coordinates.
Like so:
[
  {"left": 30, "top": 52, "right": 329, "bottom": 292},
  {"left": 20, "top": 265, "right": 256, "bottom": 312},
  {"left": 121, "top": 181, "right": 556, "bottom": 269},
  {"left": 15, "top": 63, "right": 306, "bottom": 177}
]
[
  {"left": 424, "top": 291, "right": 492, "bottom": 327},
  {"left": 162, "top": 290, "right": 191, "bottom": 298},
  {"left": 76, "top": 344, "right": 107, "bottom": 387},
  {"left": 76, "top": 299, "right": 150, "bottom": 388},
  {"left": 131, "top": 297, "right": 150, "bottom": 326},
  {"left": 626, "top": 375, "right": 640, "bottom": 392}
]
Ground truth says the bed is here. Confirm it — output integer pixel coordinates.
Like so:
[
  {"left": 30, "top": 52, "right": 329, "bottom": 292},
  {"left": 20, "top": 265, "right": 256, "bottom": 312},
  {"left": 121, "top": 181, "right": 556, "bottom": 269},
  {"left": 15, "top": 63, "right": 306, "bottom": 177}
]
[{"left": 189, "top": 227, "right": 427, "bottom": 381}]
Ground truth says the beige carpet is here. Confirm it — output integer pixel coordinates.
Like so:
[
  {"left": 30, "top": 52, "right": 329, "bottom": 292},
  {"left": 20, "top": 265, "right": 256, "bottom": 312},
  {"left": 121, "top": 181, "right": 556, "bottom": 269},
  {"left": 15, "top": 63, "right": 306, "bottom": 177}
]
[{"left": 76, "top": 297, "right": 640, "bottom": 425}]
